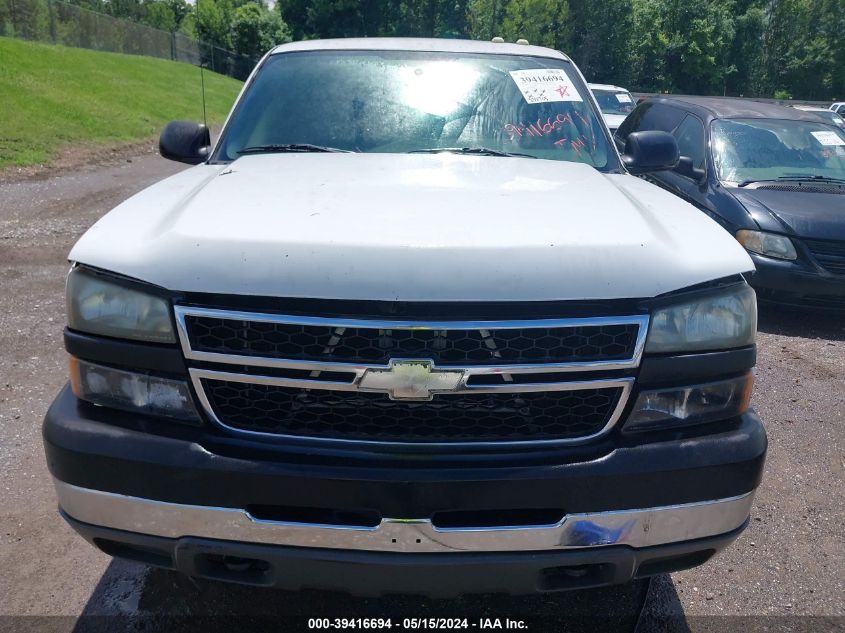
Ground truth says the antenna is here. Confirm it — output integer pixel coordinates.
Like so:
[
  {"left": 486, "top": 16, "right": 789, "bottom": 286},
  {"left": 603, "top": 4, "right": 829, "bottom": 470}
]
[{"left": 200, "top": 61, "right": 208, "bottom": 129}]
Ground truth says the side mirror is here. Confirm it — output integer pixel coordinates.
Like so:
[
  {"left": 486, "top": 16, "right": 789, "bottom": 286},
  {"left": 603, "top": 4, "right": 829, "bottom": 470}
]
[
  {"left": 159, "top": 121, "right": 211, "bottom": 165},
  {"left": 675, "top": 156, "right": 707, "bottom": 184},
  {"left": 621, "top": 131, "right": 679, "bottom": 174}
]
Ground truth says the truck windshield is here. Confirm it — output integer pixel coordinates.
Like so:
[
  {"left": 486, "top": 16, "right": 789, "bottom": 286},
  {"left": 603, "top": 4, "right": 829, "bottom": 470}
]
[
  {"left": 712, "top": 118, "right": 845, "bottom": 185},
  {"left": 591, "top": 89, "right": 636, "bottom": 115},
  {"left": 811, "top": 110, "right": 845, "bottom": 130},
  {"left": 214, "top": 50, "right": 614, "bottom": 169}
]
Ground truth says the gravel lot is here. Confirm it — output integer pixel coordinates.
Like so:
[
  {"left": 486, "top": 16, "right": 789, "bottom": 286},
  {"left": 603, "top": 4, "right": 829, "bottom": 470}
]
[{"left": 0, "top": 150, "right": 842, "bottom": 632}]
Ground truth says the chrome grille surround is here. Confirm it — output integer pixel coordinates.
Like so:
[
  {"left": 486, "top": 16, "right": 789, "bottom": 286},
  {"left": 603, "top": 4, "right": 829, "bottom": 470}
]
[
  {"left": 182, "top": 312, "right": 642, "bottom": 366},
  {"left": 175, "top": 306, "right": 648, "bottom": 447}
]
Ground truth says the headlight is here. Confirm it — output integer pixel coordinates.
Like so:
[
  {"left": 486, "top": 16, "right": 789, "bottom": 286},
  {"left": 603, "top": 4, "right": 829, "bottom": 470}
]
[
  {"left": 736, "top": 230, "right": 797, "bottom": 260},
  {"left": 622, "top": 373, "right": 753, "bottom": 433},
  {"left": 70, "top": 357, "right": 199, "bottom": 422},
  {"left": 646, "top": 284, "right": 756, "bottom": 353},
  {"left": 67, "top": 267, "right": 175, "bottom": 343}
]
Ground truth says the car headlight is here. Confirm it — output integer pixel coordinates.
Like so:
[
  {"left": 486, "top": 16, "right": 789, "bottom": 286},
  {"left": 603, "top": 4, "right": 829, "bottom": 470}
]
[
  {"left": 70, "top": 357, "right": 199, "bottom": 422},
  {"left": 623, "top": 373, "right": 753, "bottom": 433},
  {"left": 66, "top": 267, "right": 175, "bottom": 343},
  {"left": 646, "top": 284, "right": 756, "bottom": 353},
  {"left": 736, "top": 230, "right": 797, "bottom": 260}
]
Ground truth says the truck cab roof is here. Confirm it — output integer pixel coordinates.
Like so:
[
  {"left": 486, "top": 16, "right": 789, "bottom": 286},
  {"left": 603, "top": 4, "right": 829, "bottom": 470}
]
[{"left": 269, "top": 37, "right": 570, "bottom": 61}]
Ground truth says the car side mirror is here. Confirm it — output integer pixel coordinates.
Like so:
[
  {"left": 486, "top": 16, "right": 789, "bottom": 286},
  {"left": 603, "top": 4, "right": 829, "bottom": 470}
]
[
  {"left": 675, "top": 156, "right": 707, "bottom": 184},
  {"left": 159, "top": 121, "right": 211, "bottom": 165},
  {"left": 621, "top": 131, "right": 679, "bottom": 174}
]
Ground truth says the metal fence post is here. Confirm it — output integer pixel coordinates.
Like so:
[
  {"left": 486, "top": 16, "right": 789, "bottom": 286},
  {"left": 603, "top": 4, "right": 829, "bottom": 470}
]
[
  {"left": 48, "top": 0, "right": 57, "bottom": 43},
  {"left": 9, "top": 0, "right": 17, "bottom": 37}
]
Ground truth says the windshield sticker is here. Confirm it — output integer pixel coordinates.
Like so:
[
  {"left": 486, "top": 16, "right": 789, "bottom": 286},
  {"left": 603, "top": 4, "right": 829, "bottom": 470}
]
[
  {"left": 504, "top": 113, "right": 596, "bottom": 154},
  {"left": 615, "top": 93, "right": 633, "bottom": 103},
  {"left": 811, "top": 130, "right": 845, "bottom": 146},
  {"left": 509, "top": 69, "right": 583, "bottom": 104},
  {"left": 504, "top": 114, "right": 574, "bottom": 141}
]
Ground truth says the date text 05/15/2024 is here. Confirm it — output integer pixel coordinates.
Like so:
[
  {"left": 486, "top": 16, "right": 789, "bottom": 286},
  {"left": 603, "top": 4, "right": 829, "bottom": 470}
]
[{"left": 307, "top": 618, "right": 528, "bottom": 630}]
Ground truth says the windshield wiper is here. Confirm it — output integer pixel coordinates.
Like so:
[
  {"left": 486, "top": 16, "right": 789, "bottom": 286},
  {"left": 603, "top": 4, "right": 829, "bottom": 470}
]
[
  {"left": 737, "top": 175, "right": 845, "bottom": 187},
  {"left": 408, "top": 147, "right": 537, "bottom": 159},
  {"left": 238, "top": 143, "right": 350, "bottom": 155},
  {"left": 776, "top": 174, "right": 845, "bottom": 184}
]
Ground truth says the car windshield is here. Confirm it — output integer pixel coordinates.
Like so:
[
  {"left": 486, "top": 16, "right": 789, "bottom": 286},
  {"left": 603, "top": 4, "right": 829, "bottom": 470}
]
[
  {"left": 815, "top": 111, "right": 845, "bottom": 128},
  {"left": 214, "top": 50, "right": 613, "bottom": 169},
  {"left": 591, "top": 89, "right": 636, "bottom": 115},
  {"left": 711, "top": 118, "right": 845, "bottom": 185}
]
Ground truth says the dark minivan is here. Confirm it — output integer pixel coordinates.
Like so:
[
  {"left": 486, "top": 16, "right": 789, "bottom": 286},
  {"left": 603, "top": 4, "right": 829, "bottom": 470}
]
[{"left": 616, "top": 97, "right": 845, "bottom": 309}]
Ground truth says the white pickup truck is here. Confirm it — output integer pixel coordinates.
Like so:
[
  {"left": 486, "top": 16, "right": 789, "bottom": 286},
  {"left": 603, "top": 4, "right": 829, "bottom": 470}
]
[{"left": 44, "top": 38, "right": 765, "bottom": 596}]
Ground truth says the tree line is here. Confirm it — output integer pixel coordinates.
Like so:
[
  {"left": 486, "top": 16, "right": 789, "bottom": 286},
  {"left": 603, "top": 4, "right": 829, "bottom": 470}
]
[
  {"left": 273, "top": 0, "right": 843, "bottom": 100},
  {"left": 3, "top": 0, "right": 843, "bottom": 100}
]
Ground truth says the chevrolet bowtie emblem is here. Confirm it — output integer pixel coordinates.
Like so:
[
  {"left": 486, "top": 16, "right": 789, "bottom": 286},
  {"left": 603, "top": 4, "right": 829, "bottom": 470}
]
[{"left": 358, "top": 360, "right": 464, "bottom": 401}]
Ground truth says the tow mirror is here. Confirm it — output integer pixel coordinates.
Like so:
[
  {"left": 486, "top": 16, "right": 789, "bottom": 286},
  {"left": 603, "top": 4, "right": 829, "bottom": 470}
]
[
  {"left": 159, "top": 121, "right": 211, "bottom": 165},
  {"left": 675, "top": 156, "right": 707, "bottom": 184},
  {"left": 621, "top": 131, "right": 679, "bottom": 174}
]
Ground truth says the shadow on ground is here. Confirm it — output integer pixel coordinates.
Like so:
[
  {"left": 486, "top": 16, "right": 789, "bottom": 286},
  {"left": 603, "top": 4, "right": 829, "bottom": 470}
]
[
  {"left": 68, "top": 559, "right": 691, "bottom": 633},
  {"left": 757, "top": 305, "right": 845, "bottom": 341}
]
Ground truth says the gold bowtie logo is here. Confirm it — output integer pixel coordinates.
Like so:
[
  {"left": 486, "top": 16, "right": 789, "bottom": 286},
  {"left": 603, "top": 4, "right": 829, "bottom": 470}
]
[{"left": 358, "top": 360, "right": 464, "bottom": 401}]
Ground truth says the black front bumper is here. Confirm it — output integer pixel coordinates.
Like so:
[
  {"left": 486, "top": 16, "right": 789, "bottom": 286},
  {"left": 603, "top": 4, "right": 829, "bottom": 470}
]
[
  {"left": 748, "top": 253, "right": 845, "bottom": 309},
  {"left": 45, "top": 385, "right": 766, "bottom": 517},
  {"left": 64, "top": 512, "right": 747, "bottom": 597},
  {"left": 44, "top": 384, "right": 766, "bottom": 595}
]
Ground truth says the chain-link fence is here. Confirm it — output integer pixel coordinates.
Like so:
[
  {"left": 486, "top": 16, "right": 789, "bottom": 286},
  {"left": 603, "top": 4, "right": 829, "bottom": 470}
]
[{"left": 0, "top": 0, "right": 257, "bottom": 80}]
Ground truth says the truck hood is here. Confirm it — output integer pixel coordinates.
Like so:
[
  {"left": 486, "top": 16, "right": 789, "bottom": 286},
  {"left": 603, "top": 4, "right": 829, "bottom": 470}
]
[
  {"left": 730, "top": 187, "right": 845, "bottom": 241},
  {"left": 70, "top": 153, "right": 753, "bottom": 301}
]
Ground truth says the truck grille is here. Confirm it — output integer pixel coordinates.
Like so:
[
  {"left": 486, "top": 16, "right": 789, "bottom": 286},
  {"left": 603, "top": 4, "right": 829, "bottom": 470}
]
[
  {"left": 201, "top": 380, "right": 624, "bottom": 443},
  {"left": 805, "top": 239, "right": 845, "bottom": 275},
  {"left": 184, "top": 315, "right": 639, "bottom": 365},
  {"left": 176, "top": 307, "right": 647, "bottom": 447}
]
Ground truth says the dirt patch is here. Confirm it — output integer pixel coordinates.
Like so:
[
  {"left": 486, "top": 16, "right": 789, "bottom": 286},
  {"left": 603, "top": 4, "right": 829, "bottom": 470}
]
[{"left": 0, "top": 137, "right": 162, "bottom": 185}]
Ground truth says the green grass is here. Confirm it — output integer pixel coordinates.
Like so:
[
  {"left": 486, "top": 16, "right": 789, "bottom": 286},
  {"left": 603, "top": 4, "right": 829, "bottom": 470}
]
[{"left": 0, "top": 37, "right": 242, "bottom": 168}]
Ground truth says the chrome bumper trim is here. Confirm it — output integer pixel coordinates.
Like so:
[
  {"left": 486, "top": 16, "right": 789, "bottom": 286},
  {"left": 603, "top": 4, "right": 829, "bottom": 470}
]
[{"left": 55, "top": 480, "right": 754, "bottom": 554}]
